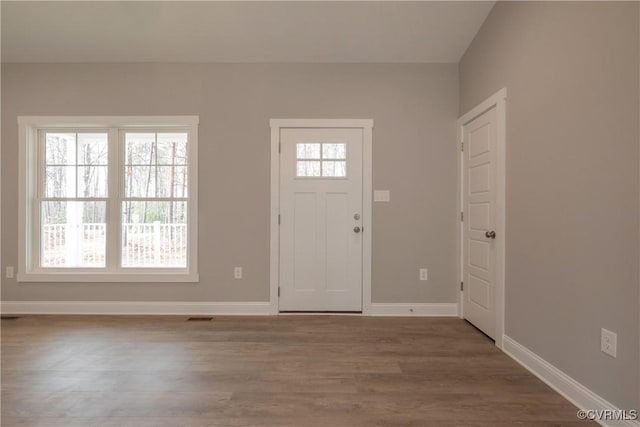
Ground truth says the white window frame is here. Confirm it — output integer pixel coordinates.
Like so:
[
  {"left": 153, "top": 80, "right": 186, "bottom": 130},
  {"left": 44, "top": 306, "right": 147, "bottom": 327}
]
[{"left": 17, "top": 116, "right": 199, "bottom": 283}]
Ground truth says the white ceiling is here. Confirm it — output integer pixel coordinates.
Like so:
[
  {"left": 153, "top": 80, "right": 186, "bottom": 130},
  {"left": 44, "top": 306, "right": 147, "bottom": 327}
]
[{"left": 1, "top": 1, "right": 495, "bottom": 63}]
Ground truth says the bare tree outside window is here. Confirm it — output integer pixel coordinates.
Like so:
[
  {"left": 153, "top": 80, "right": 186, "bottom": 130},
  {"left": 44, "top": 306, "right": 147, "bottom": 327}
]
[
  {"left": 41, "top": 131, "right": 190, "bottom": 269},
  {"left": 41, "top": 133, "right": 108, "bottom": 267},
  {"left": 22, "top": 117, "right": 197, "bottom": 280},
  {"left": 122, "top": 132, "right": 188, "bottom": 267},
  {"left": 296, "top": 142, "right": 346, "bottom": 177}
]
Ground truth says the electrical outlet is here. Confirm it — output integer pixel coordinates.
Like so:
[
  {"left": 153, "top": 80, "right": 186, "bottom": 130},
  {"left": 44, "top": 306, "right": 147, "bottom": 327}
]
[
  {"left": 5, "top": 266, "right": 14, "bottom": 279},
  {"left": 419, "top": 268, "right": 428, "bottom": 281},
  {"left": 234, "top": 267, "right": 243, "bottom": 280},
  {"left": 601, "top": 328, "right": 617, "bottom": 358}
]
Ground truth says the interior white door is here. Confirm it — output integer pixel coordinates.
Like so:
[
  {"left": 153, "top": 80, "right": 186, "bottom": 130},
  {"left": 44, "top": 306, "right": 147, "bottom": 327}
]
[
  {"left": 463, "top": 107, "right": 497, "bottom": 338},
  {"left": 279, "top": 128, "right": 363, "bottom": 312}
]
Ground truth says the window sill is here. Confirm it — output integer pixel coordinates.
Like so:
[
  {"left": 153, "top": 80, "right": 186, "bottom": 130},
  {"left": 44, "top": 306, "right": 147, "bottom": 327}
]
[{"left": 16, "top": 272, "right": 199, "bottom": 283}]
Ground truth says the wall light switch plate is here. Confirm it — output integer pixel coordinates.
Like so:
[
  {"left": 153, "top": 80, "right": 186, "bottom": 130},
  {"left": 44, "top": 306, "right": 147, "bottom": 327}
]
[
  {"left": 601, "top": 328, "right": 617, "bottom": 358},
  {"left": 5, "top": 266, "right": 14, "bottom": 279},
  {"left": 374, "top": 190, "right": 390, "bottom": 202}
]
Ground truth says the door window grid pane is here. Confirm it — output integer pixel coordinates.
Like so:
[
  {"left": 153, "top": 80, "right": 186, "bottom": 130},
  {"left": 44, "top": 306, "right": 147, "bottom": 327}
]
[
  {"left": 297, "top": 161, "right": 321, "bottom": 177},
  {"left": 296, "top": 142, "right": 347, "bottom": 177},
  {"left": 297, "top": 143, "right": 321, "bottom": 159},
  {"left": 322, "top": 143, "right": 346, "bottom": 159},
  {"left": 322, "top": 161, "right": 347, "bottom": 177}
]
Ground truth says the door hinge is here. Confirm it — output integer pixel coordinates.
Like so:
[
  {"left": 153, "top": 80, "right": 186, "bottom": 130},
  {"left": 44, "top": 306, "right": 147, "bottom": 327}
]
[
  {"left": 278, "top": 214, "right": 281, "bottom": 225},
  {"left": 461, "top": 141, "right": 464, "bottom": 152},
  {"left": 460, "top": 281, "right": 464, "bottom": 291},
  {"left": 278, "top": 142, "right": 281, "bottom": 153},
  {"left": 460, "top": 212, "right": 464, "bottom": 221},
  {"left": 278, "top": 287, "right": 280, "bottom": 297}
]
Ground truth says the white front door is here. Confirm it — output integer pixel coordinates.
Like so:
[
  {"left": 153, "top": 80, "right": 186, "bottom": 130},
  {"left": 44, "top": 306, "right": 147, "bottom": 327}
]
[
  {"left": 279, "top": 128, "right": 363, "bottom": 312},
  {"left": 463, "top": 107, "right": 497, "bottom": 338}
]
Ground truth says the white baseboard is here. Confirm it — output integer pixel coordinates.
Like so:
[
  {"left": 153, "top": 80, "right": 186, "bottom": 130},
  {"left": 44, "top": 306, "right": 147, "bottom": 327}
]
[
  {"left": 503, "top": 335, "right": 639, "bottom": 427},
  {"left": 369, "top": 302, "right": 458, "bottom": 317},
  {"left": 1, "top": 300, "right": 273, "bottom": 316},
  {"left": 1, "top": 301, "right": 460, "bottom": 317}
]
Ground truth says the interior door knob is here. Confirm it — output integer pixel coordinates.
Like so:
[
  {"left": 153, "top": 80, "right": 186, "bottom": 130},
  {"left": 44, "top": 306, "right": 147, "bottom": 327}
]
[
  {"left": 485, "top": 230, "right": 496, "bottom": 239},
  {"left": 353, "top": 226, "right": 361, "bottom": 233}
]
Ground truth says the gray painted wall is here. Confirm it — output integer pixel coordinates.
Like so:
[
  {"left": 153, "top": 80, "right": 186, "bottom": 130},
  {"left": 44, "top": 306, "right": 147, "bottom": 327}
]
[
  {"left": 1, "top": 63, "right": 459, "bottom": 304},
  {"left": 459, "top": 2, "right": 639, "bottom": 409}
]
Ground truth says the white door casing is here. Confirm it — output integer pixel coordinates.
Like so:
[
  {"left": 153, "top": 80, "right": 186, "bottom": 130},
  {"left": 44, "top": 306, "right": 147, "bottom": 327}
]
[
  {"left": 270, "top": 119, "right": 373, "bottom": 314},
  {"left": 457, "top": 89, "right": 506, "bottom": 348}
]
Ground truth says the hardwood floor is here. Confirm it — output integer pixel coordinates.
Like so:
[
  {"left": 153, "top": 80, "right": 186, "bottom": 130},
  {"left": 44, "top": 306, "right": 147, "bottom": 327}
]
[{"left": 1, "top": 315, "right": 593, "bottom": 426}]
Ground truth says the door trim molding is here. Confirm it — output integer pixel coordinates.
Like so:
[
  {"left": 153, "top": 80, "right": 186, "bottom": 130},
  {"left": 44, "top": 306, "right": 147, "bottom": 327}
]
[
  {"left": 269, "top": 119, "right": 374, "bottom": 315},
  {"left": 456, "top": 88, "right": 507, "bottom": 349}
]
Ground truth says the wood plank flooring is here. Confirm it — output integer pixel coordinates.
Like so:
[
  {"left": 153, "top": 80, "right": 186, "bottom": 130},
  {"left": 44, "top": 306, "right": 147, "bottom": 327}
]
[{"left": 1, "top": 315, "right": 593, "bottom": 426}]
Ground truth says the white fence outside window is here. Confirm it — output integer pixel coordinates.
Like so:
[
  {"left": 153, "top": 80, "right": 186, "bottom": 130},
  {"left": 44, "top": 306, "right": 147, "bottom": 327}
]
[{"left": 42, "top": 223, "right": 187, "bottom": 267}]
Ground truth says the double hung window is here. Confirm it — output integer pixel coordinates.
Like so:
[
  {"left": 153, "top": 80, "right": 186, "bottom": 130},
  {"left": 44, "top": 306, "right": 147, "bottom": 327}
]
[{"left": 18, "top": 116, "right": 198, "bottom": 282}]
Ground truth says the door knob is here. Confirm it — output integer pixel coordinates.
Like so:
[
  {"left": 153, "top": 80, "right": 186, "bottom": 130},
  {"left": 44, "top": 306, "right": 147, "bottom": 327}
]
[
  {"left": 353, "top": 226, "right": 361, "bottom": 233},
  {"left": 485, "top": 230, "right": 496, "bottom": 239}
]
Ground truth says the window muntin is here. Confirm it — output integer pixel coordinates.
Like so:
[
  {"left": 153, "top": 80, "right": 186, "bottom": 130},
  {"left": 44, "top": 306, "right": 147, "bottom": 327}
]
[
  {"left": 296, "top": 142, "right": 347, "bottom": 177},
  {"left": 22, "top": 119, "right": 198, "bottom": 280},
  {"left": 44, "top": 133, "right": 109, "bottom": 198}
]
